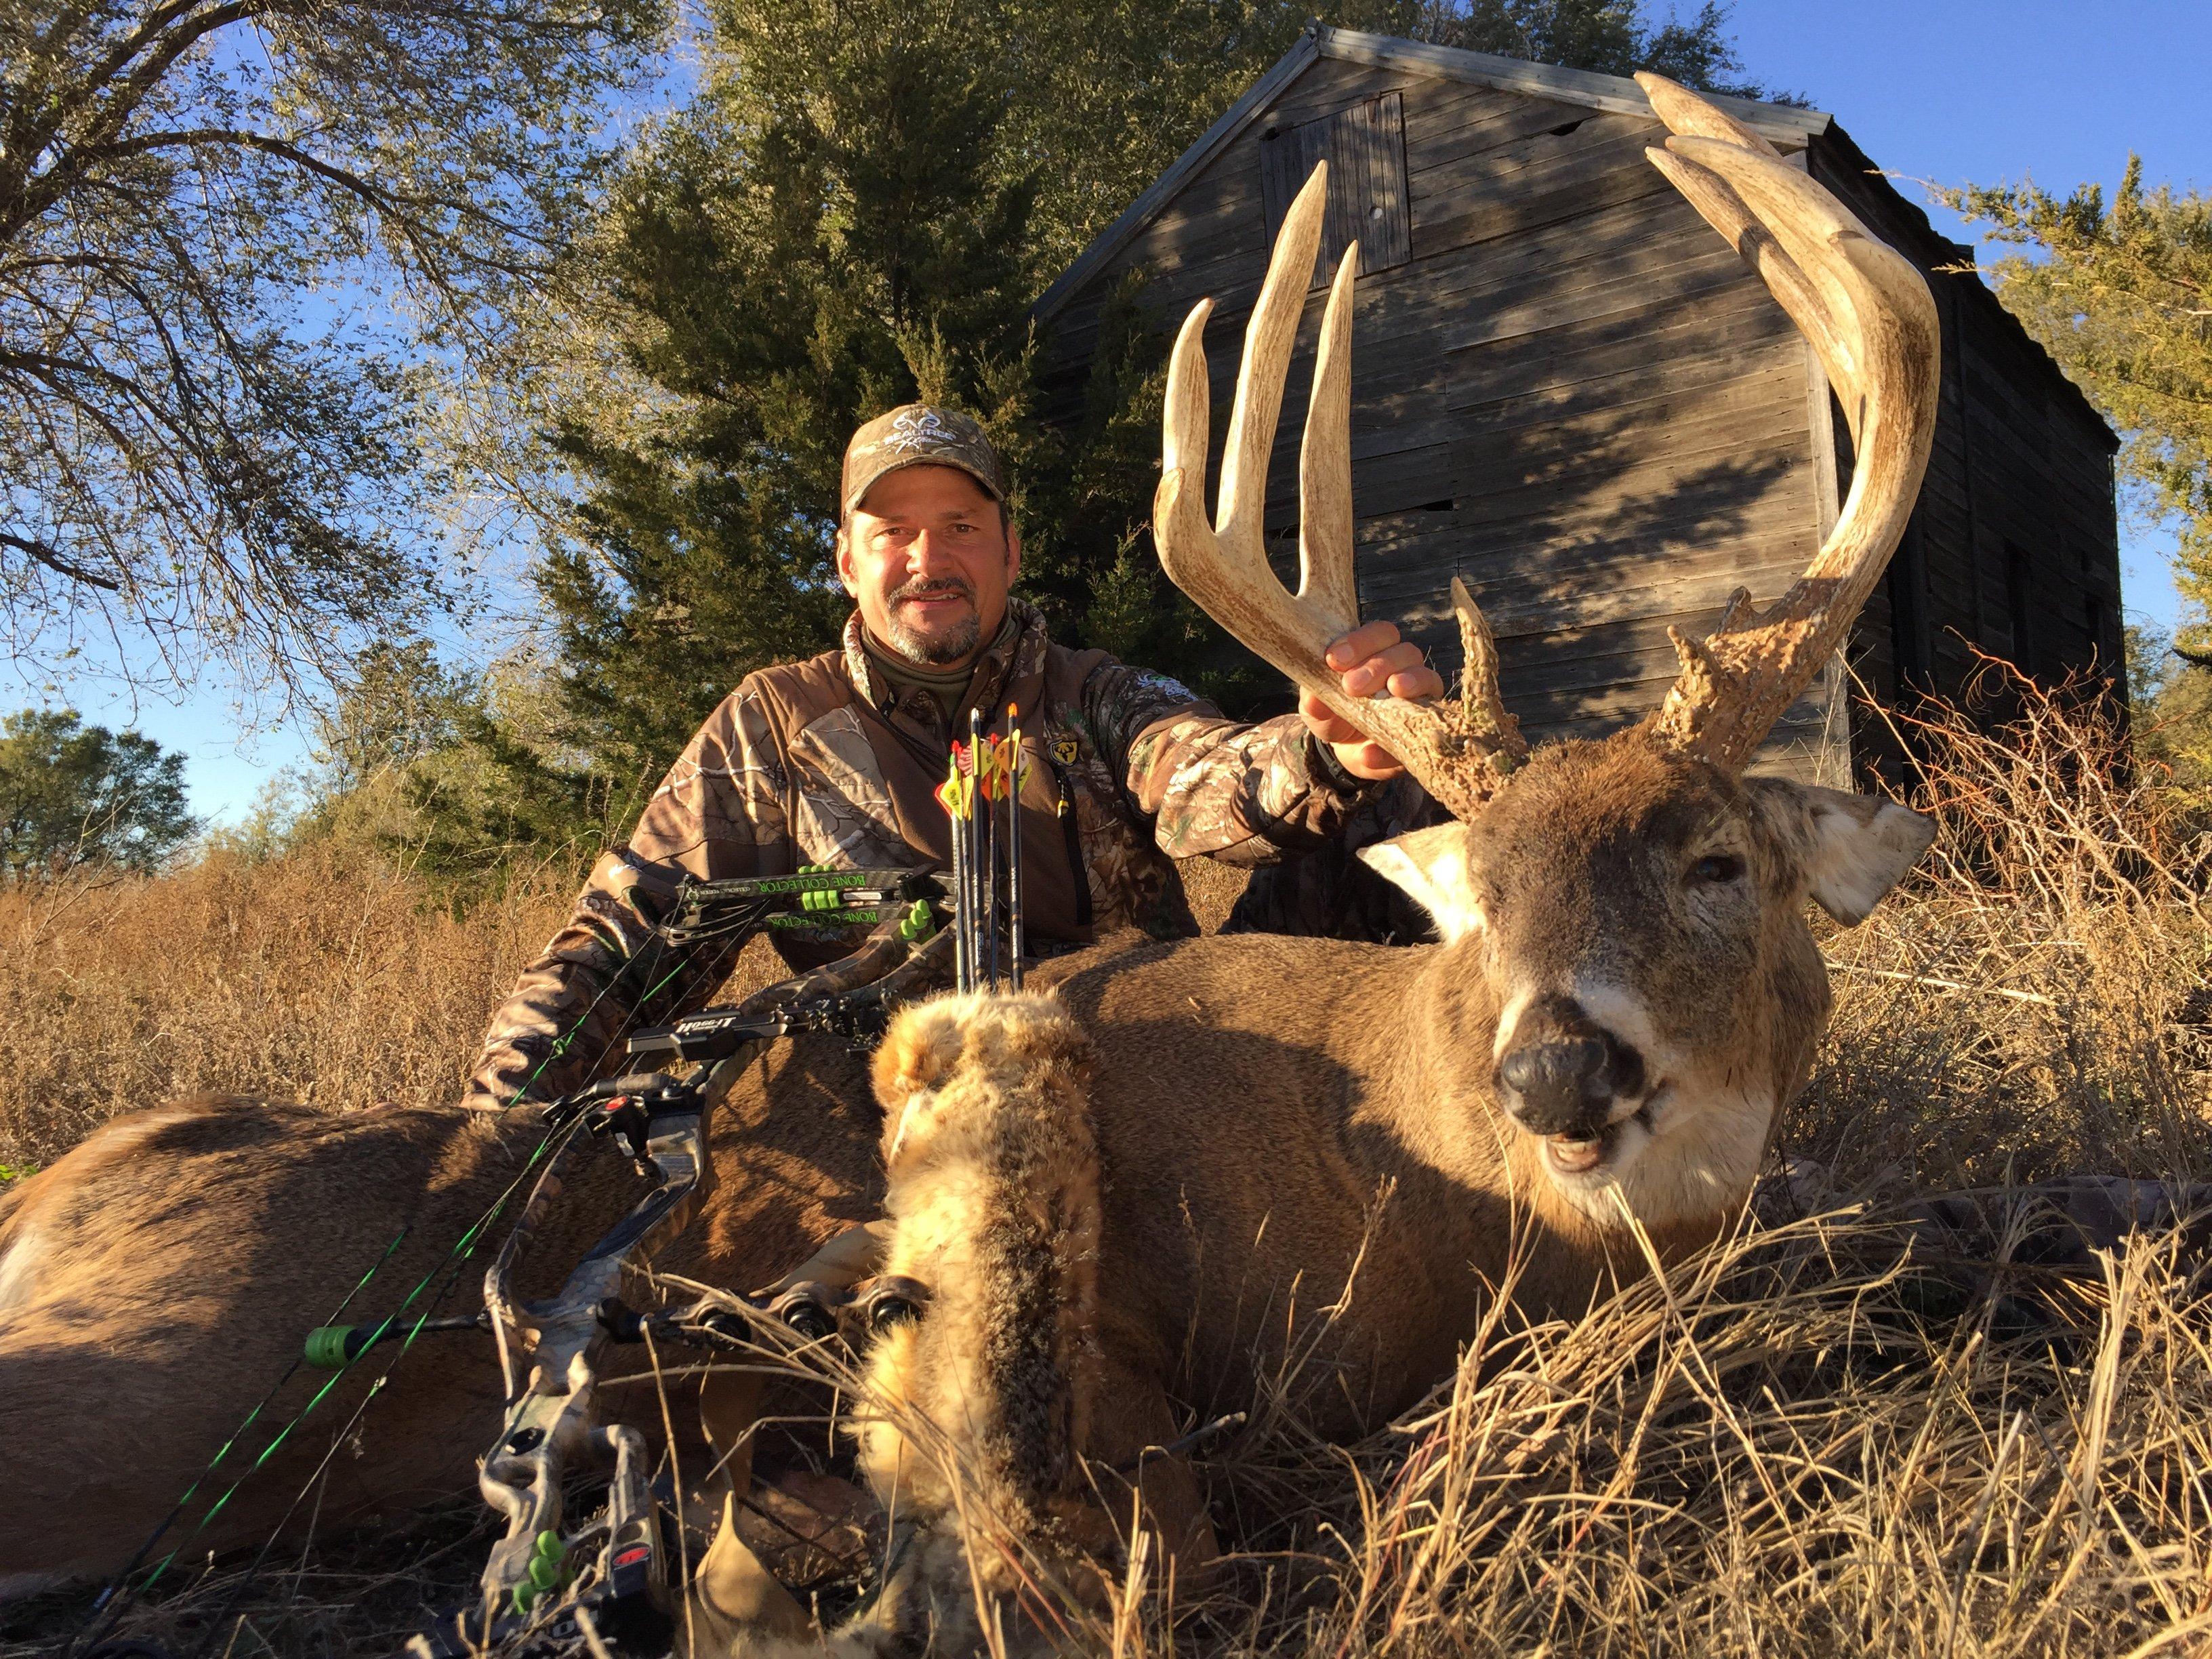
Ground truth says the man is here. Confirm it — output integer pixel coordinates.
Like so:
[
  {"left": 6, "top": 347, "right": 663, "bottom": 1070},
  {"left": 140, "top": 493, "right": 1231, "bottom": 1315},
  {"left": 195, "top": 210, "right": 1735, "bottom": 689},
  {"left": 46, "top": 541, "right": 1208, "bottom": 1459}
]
[{"left": 461, "top": 405, "right": 1441, "bottom": 1112}]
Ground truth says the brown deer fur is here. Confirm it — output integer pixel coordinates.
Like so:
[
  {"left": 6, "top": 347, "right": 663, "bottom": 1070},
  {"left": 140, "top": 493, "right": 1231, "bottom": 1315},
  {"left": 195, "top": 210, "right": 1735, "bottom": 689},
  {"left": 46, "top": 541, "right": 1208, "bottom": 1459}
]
[{"left": 0, "top": 731, "right": 1931, "bottom": 1601}]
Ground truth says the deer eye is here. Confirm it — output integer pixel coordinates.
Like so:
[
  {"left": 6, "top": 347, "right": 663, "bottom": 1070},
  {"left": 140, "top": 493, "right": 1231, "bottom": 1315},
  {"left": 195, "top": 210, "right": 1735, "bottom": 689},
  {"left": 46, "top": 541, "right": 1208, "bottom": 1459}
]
[{"left": 1690, "top": 854, "right": 1744, "bottom": 886}]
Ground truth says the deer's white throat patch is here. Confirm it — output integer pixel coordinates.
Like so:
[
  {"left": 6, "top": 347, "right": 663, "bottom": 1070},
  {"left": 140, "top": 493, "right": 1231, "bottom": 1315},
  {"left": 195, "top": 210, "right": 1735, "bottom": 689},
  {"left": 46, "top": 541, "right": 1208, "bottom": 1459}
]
[{"left": 1542, "top": 1077, "right": 1773, "bottom": 1229}]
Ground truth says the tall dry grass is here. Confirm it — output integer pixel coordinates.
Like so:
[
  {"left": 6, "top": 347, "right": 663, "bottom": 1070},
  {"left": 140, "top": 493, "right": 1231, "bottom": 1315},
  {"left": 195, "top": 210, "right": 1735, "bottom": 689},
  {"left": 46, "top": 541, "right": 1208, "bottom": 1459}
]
[
  {"left": 1801, "top": 668, "right": 2212, "bottom": 1193},
  {"left": 0, "top": 848, "right": 581, "bottom": 1168},
  {"left": 5, "top": 676, "right": 2210, "bottom": 1659}
]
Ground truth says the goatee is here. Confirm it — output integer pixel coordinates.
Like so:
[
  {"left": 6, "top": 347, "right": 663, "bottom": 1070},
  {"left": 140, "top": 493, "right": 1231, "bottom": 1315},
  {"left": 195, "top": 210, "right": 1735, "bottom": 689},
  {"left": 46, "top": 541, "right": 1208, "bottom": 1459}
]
[
  {"left": 886, "top": 613, "right": 981, "bottom": 665},
  {"left": 886, "top": 579, "right": 980, "bottom": 664}
]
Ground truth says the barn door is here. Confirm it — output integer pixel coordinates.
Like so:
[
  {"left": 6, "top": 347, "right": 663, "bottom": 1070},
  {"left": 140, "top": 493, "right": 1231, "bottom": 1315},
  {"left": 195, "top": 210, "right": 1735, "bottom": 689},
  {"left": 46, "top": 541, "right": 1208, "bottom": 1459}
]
[{"left": 1257, "top": 91, "right": 1412, "bottom": 287}]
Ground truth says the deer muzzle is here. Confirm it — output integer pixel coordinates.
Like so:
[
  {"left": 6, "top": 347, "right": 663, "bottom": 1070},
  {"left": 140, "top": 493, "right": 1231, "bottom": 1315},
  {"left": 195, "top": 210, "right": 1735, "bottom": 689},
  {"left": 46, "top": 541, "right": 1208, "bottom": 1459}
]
[{"left": 1494, "top": 998, "right": 1647, "bottom": 1165}]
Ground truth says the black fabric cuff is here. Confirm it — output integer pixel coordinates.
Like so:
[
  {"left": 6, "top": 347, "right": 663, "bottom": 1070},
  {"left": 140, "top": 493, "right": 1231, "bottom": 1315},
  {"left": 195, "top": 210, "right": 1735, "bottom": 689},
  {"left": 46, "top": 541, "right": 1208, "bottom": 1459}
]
[{"left": 1305, "top": 727, "right": 1378, "bottom": 798}]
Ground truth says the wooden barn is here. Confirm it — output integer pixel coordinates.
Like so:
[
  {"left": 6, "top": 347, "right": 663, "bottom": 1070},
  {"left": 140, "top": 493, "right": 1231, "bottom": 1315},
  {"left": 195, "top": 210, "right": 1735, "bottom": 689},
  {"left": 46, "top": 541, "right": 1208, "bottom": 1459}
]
[{"left": 1032, "top": 24, "right": 2125, "bottom": 781}]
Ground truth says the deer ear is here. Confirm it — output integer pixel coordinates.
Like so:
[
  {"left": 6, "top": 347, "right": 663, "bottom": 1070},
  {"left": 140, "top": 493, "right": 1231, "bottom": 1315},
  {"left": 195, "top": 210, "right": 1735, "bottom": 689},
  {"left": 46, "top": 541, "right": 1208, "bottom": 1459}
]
[
  {"left": 1750, "top": 781, "right": 1935, "bottom": 925},
  {"left": 1358, "top": 823, "right": 1485, "bottom": 942}
]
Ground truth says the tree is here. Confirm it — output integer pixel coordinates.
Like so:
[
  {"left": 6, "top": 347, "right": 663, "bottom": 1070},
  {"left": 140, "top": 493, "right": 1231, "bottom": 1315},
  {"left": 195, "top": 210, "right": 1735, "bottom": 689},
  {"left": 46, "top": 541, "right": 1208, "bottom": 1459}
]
[
  {"left": 1412, "top": 0, "right": 1779, "bottom": 99},
  {"left": 285, "top": 638, "right": 625, "bottom": 880},
  {"left": 0, "top": 708, "right": 194, "bottom": 878},
  {"left": 514, "top": 0, "right": 1778, "bottom": 785},
  {"left": 1944, "top": 162, "right": 2212, "bottom": 653},
  {"left": 2125, "top": 624, "right": 2212, "bottom": 805},
  {"left": 0, "top": 0, "right": 668, "bottom": 695},
  {"left": 526, "top": 0, "right": 1060, "bottom": 780}
]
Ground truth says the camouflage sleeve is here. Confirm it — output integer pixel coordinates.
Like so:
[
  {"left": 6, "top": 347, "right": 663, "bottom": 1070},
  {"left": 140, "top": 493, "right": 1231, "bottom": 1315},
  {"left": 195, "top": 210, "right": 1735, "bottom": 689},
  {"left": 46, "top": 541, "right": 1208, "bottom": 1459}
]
[
  {"left": 1082, "top": 661, "right": 1374, "bottom": 868},
  {"left": 458, "top": 683, "right": 797, "bottom": 1111},
  {"left": 1221, "top": 777, "right": 1450, "bottom": 943}
]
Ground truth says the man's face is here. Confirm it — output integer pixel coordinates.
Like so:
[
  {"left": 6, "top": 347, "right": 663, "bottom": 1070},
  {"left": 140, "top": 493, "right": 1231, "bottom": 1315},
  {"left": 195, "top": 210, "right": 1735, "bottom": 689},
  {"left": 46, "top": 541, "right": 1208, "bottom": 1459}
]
[{"left": 838, "top": 465, "right": 1020, "bottom": 669}]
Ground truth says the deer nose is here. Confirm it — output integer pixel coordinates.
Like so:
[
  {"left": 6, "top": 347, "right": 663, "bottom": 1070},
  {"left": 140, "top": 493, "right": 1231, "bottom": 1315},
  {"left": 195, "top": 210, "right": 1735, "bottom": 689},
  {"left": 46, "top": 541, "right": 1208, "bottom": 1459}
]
[{"left": 1494, "top": 1004, "right": 1644, "bottom": 1137}]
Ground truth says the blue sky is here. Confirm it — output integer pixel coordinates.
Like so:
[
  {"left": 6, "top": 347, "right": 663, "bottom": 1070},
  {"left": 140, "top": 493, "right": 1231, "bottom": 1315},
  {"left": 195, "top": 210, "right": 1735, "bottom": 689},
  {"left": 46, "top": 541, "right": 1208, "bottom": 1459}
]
[{"left": 72, "top": 0, "right": 2211, "bottom": 823}]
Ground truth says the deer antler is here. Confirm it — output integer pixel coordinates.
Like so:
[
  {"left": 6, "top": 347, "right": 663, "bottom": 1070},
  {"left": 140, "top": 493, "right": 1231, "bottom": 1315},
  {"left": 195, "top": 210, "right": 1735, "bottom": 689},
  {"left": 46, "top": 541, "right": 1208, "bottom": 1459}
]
[
  {"left": 1153, "top": 84, "right": 1938, "bottom": 807},
  {"left": 1634, "top": 73, "right": 1942, "bottom": 771},
  {"left": 1154, "top": 162, "right": 1528, "bottom": 824}
]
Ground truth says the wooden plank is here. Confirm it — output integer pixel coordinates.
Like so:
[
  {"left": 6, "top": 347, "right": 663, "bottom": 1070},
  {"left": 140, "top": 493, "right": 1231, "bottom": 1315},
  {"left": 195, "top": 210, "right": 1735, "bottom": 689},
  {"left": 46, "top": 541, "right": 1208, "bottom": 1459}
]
[
  {"left": 1441, "top": 245, "right": 1749, "bottom": 354},
  {"left": 1300, "top": 432, "right": 1801, "bottom": 535},
  {"left": 1262, "top": 60, "right": 1418, "bottom": 127},
  {"left": 1361, "top": 208, "right": 1737, "bottom": 356},
  {"left": 1405, "top": 95, "right": 1614, "bottom": 180},
  {"left": 1313, "top": 25, "right": 1830, "bottom": 146},
  {"left": 1258, "top": 90, "right": 1412, "bottom": 283},
  {"left": 1358, "top": 533, "right": 1819, "bottom": 635},
  {"left": 1080, "top": 180, "right": 1763, "bottom": 380},
  {"left": 1353, "top": 497, "right": 1819, "bottom": 600},
  {"left": 1409, "top": 114, "right": 1654, "bottom": 222},
  {"left": 1351, "top": 474, "right": 1818, "bottom": 560},
  {"left": 1362, "top": 553, "right": 1826, "bottom": 645},
  {"left": 1446, "top": 333, "right": 1809, "bottom": 435},
  {"left": 1397, "top": 79, "right": 1521, "bottom": 146},
  {"left": 1440, "top": 291, "right": 1800, "bottom": 411},
  {"left": 1331, "top": 381, "right": 1814, "bottom": 524},
  {"left": 1313, "top": 355, "right": 1809, "bottom": 489},
  {"left": 1412, "top": 143, "right": 1679, "bottom": 264}
]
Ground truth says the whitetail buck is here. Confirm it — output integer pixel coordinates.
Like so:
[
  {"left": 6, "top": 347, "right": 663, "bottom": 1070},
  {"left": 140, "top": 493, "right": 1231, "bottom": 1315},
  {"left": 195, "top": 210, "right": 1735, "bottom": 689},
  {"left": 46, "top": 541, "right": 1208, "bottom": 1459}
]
[{"left": 0, "top": 75, "right": 1940, "bottom": 1616}]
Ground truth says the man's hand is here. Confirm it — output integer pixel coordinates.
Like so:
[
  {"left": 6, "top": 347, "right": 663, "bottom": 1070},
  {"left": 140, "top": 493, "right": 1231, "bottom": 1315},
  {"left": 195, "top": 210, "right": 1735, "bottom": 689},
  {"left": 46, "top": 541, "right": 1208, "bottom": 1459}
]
[{"left": 1300, "top": 620, "right": 1446, "bottom": 783}]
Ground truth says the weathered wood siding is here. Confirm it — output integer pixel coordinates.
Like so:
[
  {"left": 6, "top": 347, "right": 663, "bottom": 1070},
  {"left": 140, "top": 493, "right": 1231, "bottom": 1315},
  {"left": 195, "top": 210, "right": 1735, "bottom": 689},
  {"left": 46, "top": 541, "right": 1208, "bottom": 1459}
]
[
  {"left": 1037, "top": 46, "right": 2122, "bottom": 783},
  {"left": 1807, "top": 129, "right": 2124, "bottom": 767},
  {"left": 1038, "top": 52, "right": 1837, "bottom": 773}
]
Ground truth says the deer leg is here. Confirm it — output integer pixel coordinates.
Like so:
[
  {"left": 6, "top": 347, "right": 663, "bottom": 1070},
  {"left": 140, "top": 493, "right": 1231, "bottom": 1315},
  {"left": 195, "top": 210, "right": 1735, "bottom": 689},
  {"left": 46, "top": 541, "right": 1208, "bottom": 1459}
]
[
  {"left": 679, "top": 1222, "right": 901, "bottom": 1655},
  {"left": 680, "top": 1492, "right": 815, "bottom": 1657},
  {"left": 1080, "top": 1357, "right": 1222, "bottom": 1596},
  {"left": 754, "top": 1219, "right": 893, "bottom": 1338}
]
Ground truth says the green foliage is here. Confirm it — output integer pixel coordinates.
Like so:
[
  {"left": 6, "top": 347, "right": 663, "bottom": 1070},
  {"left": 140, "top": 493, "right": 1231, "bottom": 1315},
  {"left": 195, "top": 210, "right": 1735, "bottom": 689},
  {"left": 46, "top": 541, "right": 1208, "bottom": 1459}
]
[
  {"left": 0, "top": 710, "right": 195, "bottom": 879},
  {"left": 1415, "top": 0, "right": 1781, "bottom": 98},
  {"left": 2126, "top": 625, "right": 2212, "bottom": 803},
  {"left": 0, "top": 0, "right": 669, "bottom": 695},
  {"left": 535, "top": 0, "right": 1131, "bottom": 775},
  {"left": 287, "top": 640, "right": 634, "bottom": 883},
  {"left": 1945, "top": 161, "right": 2212, "bottom": 651}
]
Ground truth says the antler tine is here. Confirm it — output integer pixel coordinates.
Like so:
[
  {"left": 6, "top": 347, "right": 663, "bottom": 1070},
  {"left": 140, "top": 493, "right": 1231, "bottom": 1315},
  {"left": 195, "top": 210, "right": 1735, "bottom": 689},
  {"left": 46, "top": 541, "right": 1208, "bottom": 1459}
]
[
  {"left": 1633, "top": 73, "right": 1942, "bottom": 772},
  {"left": 1452, "top": 576, "right": 1525, "bottom": 759},
  {"left": 1155, "top": 163, "right": 1528, "bottom": 821},
  {"left": 1298, "top": 230, "right": 1361, "bottom": 629}
]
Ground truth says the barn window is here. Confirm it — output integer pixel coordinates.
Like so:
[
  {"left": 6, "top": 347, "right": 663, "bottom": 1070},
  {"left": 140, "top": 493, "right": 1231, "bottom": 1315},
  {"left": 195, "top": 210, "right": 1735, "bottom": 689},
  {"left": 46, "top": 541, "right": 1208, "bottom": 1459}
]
[
  {"left": 2084, "top": 592, "right": 2110, "bottom": 680},
  {"left": 1257, "top": 91, "right": 1412, "bottom": 287}
]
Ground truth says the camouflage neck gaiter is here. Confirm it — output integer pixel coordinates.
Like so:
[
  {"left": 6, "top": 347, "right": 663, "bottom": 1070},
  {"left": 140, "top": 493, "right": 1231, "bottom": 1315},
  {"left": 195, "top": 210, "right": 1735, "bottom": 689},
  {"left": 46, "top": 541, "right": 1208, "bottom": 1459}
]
[{"left": 861, "top": 609, "right": 1019, "bottom": 726}]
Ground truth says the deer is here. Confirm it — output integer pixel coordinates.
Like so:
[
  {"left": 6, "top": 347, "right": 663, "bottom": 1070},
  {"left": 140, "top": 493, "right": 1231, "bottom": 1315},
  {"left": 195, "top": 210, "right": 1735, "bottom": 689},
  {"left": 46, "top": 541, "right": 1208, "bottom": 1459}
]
[{"left": 0, "top": 74, "right": 1940, "bottom": 1624}]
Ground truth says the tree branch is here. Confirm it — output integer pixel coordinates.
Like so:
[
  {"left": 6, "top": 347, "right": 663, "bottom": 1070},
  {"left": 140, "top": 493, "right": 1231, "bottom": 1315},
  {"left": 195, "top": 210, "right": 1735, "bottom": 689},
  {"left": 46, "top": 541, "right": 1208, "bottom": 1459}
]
[{"left": 0, "top": 530, "right": 122, "bottom": 590}]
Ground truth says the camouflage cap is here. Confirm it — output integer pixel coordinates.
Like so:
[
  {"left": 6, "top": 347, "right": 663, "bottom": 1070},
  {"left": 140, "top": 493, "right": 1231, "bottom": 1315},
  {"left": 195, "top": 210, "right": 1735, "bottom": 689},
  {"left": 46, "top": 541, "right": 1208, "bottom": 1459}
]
[{"left": 840, "top": 404, "right": 1006, "bottom": 517}]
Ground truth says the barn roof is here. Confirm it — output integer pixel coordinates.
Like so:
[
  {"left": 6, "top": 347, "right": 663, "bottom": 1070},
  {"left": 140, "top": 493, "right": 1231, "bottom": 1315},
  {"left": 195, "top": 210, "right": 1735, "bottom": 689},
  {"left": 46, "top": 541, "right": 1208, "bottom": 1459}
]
[{"left": 1031, "top": 22, "right": 1832, "bottom": 325}]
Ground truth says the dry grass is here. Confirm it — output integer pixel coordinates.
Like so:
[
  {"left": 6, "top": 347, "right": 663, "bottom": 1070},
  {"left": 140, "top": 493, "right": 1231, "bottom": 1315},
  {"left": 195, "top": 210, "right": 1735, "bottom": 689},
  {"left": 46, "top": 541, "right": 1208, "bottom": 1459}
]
[
  {"left": 1801, "top": 668, "right": 2212, "bottom": 1193},
  {"left": 0, "top": 846, "right": 583, "bottom": 1168},
  {"left": 5, "top": 677, "right": 2210, "bottom": 1658}
]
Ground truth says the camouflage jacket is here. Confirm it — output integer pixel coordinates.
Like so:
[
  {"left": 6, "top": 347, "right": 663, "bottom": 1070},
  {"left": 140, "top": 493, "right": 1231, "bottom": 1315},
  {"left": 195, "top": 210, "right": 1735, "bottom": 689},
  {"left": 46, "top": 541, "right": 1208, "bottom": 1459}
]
[
  {"left": 459, "top": 600, "right": 1374, "bottom": 1111},
  {"left": 1222, "top": 775, "right": 1451, "bottom": 945}
]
